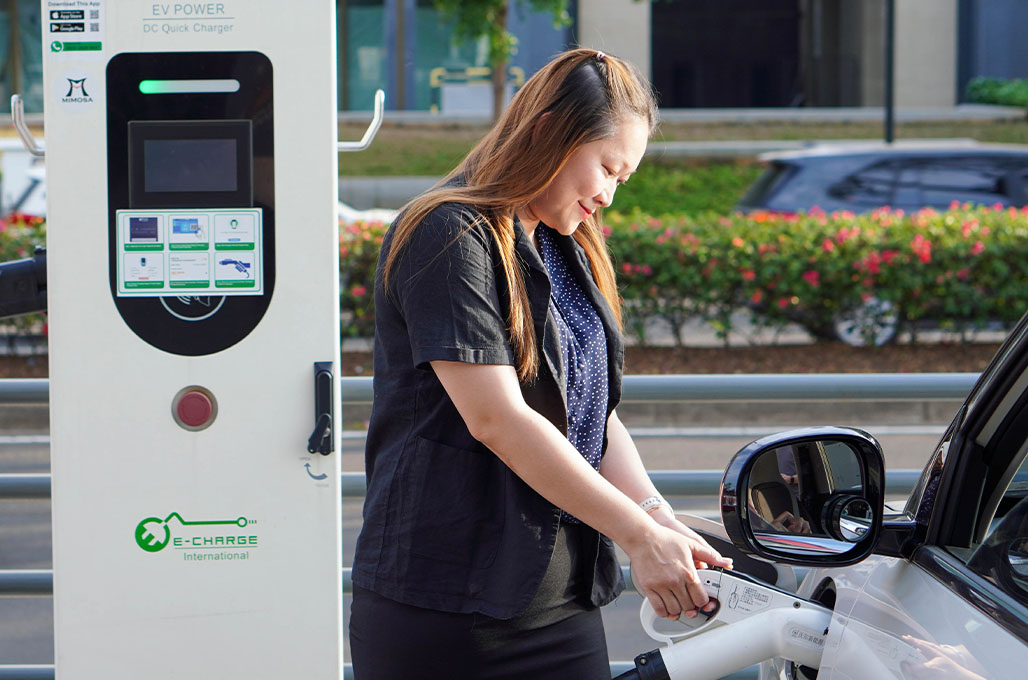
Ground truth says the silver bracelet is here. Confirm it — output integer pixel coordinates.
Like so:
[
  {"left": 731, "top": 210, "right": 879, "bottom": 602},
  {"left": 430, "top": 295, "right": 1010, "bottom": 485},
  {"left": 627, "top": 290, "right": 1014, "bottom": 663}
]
[{"left": 638, "top": 495, "right": 671, "bottom": 515}]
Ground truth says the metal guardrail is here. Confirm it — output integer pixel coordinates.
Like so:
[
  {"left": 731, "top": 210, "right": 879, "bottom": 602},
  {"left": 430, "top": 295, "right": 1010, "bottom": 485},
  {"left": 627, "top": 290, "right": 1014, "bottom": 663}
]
[
  {"left": 0, "top": 373, "right": 958, "bottom": 679},
  {"left": 0, "top": 468, "right": 921, "bottom": 502},
  {"left": 342, "top": 372, "right": 980, "bottom": 403},
  {"left": 0, "top": 468, "right": 920, "bottom": 599},
  {"left": 0, "top": 379, "right": 48, "bottom": 404},
  {"left": 0, "top": 373, "right": 980, "bottom": 406}
]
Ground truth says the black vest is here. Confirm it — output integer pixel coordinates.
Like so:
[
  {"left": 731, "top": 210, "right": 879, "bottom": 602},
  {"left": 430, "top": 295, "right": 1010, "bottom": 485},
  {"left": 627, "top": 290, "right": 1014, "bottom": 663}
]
[{"left": 352, "top": 202, "right": 625, "bottom": 618}]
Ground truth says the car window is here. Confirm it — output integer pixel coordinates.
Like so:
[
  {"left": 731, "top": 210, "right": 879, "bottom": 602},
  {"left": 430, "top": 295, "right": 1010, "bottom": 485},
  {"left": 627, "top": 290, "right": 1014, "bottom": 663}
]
[
  {"left": 904, "top": 407, "right": 962, "bottom": 522},
  {"left": 963, "top": 450, "right": 1028, "bottom": 606},
  {"left": 915, "top": 158, "right": 1017, "bottom": 208},
  {"left": 827, "top": 156, "right": 1028, "bottom": 210},
  {"left": 827, "top": 160, "right": 898, "bottom": 206}
]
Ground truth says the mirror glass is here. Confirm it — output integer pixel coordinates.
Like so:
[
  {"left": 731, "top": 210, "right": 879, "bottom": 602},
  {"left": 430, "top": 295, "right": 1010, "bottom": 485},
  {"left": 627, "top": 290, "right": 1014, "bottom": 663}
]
[
  {"left": 746, "top": 439, "right": 873, "bottom": 556},
  {"left": 1009, "top": 538, "right": 1028, "bottom": 579}
]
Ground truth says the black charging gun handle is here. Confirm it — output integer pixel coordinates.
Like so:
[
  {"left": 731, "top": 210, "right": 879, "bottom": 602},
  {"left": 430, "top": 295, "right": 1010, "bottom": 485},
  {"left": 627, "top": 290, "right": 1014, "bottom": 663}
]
[
  {"left": 0, "top": 247, "right": 47, "bottom": 319},
  {"left": 307, "top": 362, "right": 334, "bottom": 455}
]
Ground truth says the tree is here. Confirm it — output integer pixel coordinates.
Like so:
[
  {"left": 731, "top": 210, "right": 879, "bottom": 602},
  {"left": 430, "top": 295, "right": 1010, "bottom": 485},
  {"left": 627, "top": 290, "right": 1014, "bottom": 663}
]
[{"left": 432, "top": 0, "right": 571, "bottom": 121}]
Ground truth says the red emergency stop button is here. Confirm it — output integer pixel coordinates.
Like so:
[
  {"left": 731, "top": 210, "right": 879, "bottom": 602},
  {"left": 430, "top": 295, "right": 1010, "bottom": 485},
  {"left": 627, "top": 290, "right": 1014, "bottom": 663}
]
[{"left": 172, "top": 386, "right": 218, "bottom": 431}]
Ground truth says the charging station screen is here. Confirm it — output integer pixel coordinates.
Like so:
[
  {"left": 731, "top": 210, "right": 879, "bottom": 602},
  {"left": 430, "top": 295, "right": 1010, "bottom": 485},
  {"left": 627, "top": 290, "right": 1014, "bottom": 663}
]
[{"left": 144, "top": 139, "right": 238, "bottom": 193}]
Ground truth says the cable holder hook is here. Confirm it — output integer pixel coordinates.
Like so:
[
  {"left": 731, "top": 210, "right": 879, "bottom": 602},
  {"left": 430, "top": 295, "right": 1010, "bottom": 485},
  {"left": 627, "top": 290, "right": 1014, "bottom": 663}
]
[{"left": 11, "top": 95, "right": 45, "bottom": 158}]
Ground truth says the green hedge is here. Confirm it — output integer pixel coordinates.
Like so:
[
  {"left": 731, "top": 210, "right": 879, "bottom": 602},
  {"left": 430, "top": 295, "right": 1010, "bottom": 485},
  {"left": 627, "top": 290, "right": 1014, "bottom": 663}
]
[
  {"left": 608, "top": 204, "right": 1028, "bottom": 344},
  {"left": 965, "top": 76, "right": 1028, "bottom": 108},
  {"left": 8, "top": 206, "right": 1024, "bottom": 346},
  {"left": 340, "top": 204, "right": 1028, "bottom": 345}
]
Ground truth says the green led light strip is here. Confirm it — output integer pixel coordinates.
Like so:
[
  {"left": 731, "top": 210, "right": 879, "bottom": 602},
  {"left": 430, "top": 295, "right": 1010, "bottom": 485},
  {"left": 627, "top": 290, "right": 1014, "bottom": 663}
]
[{"left": 139, "top": 79, "right": 240, "bottom": 95}]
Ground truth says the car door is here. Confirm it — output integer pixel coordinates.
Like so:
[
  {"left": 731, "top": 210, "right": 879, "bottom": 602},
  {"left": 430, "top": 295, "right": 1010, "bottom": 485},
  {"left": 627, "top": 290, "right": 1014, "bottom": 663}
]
[{"left": 815, "top": 315, "right": 1028, "bottom": 679}]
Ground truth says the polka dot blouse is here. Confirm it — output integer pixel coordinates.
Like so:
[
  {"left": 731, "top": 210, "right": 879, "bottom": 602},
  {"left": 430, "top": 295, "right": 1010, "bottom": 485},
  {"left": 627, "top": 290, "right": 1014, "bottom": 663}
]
[{"left": 537, "top": 226, "right": 609, "bottom": 524}]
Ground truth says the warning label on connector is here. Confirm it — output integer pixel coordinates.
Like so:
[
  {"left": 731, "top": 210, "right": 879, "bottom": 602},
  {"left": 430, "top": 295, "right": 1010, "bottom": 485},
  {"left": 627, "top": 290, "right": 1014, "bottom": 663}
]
[
  {"left": 726, "top": 583, "right": 771, "bottom": 613},
  {"left": 787, "top": 625, "right": 826, "bottom": 650}
]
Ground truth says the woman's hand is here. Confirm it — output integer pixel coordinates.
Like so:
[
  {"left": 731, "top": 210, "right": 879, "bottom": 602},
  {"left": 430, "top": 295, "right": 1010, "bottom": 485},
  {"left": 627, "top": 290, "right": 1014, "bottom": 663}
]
[
  {"left": 624, "top": 521, "right": 733, "bottom": 621},
  {"left": 772, "top": 511, "right": 811, "bottom": 534},
  {"left": 647, "top": 505, "right": 730, "bottom": 571}
]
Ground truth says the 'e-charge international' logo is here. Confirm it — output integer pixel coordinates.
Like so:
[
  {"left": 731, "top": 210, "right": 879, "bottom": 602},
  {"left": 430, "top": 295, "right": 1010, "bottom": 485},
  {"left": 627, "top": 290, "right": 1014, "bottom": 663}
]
[{"left": 135, "top": 512, "right": 258, "bottom": 556}]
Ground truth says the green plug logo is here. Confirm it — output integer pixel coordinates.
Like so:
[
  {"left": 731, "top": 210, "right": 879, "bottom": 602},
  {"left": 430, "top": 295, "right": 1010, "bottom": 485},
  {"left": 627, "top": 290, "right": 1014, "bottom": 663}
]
[{"left": 134, "top": 513, "right": 251, "bottom": 553}]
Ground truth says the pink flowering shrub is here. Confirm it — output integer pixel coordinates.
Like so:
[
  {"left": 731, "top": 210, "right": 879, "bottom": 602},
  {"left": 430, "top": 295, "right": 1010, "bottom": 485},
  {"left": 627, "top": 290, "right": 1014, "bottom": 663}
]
[
  {"left": 604, "top": 203, "right": 1028, "bottom": 344},
  {"left": 18, "top": 206, "right": 1023, "bottom": 347},
  {"left": 329, "top": 205, "right": 1028, "bottom": 344},
  {"left": 339, "top": 218, "right": 387, "bottom": 338}
]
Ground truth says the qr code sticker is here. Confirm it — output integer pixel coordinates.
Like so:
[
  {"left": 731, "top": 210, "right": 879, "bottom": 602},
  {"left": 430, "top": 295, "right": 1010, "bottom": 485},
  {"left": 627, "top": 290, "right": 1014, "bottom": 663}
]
[
  {"left": 89, "top": 22, "right": 99, "bottom": 32},
  {"left": 90, "top": 10, "right": 99, "bottom": 19}
]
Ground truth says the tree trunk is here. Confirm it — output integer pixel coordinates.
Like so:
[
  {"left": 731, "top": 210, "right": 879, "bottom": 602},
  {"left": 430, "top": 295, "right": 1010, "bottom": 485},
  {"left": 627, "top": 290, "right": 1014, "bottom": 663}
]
[
  {"left": 491, "top": 3, "right": 509, "bottom": 123},
  {"left": 491, "top": 57, "right": 507, "bottom": 123}
]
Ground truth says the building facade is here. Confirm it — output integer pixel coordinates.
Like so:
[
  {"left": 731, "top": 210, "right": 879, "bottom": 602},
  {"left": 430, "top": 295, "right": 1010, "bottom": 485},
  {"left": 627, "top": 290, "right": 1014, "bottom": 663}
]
[
  {"left": 0, "top": 2, "right": 43, "bottom": 114},
  {"left": 1, "top": 0, "right": 1024, "bottom": 114}
]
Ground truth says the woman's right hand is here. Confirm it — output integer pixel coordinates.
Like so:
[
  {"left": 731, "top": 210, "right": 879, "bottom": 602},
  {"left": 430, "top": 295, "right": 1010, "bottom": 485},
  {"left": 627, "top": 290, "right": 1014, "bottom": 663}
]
[{"left": 625, "top": 522, "right": 732, "bottom": 621}]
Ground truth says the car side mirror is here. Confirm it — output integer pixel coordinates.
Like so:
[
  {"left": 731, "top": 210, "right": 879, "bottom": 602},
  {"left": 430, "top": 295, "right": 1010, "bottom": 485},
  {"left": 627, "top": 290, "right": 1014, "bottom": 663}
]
[{"left": 720, "top": 426, "right": 886, "bottom": 566}]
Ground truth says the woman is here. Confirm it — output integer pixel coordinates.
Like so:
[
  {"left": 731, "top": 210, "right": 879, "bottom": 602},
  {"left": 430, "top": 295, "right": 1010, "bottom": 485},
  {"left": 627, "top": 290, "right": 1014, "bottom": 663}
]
[{"left": 350, "top": 48, "right": 732, "bottom": 679}]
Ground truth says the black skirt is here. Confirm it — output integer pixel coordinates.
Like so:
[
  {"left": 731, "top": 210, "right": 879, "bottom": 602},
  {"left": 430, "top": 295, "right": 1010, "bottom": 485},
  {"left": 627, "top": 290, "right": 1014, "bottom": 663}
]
[{"left": 350, "top": 521, "right": 610, "bottom": 680}]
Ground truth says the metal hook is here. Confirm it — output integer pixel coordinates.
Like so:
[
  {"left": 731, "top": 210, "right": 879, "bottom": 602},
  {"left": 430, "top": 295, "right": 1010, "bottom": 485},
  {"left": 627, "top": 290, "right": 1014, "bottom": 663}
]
[
  {"left": 338, "top": 89, "right": 384, "bottom": 152},
  {"left": 11, "top": 95, "right": 45, "bottom": 158}
]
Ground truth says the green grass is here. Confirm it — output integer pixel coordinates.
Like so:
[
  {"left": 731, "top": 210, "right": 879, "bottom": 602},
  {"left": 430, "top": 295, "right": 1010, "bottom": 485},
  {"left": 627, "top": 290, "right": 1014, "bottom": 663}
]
[
  {"left": 337, "top": 118, "right": 1028, "bottom": 215},
  {"left": 653, "top": 120, "right": 1028, "bottom": 143},
  {"left": 339, "top": 119, "right": 1028, "bottom": 177},
  {"left": 612, "top": 161, "right": 763, "bottom": 215},
  {"left": 338, "top": 123, "right": 479, "bottom": 176}
]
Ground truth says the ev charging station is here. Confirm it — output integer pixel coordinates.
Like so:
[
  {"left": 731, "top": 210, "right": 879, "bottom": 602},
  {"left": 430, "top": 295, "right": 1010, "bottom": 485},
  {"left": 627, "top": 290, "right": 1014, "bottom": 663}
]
[{"left": 37, "top": 2, "right": 351, "bottom": 677}]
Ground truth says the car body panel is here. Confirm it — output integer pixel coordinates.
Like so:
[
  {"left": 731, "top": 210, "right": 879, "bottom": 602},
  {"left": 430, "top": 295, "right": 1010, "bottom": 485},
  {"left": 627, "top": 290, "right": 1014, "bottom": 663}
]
[
  {"left": 736, "top": 142, "right": 1028, "bottom": 215},
  {"left": 743, "top": 312, "right": 1028, "bottom": 678},
  {"left": 788, "top": 553, "right": 1028, "bottom": 679}
]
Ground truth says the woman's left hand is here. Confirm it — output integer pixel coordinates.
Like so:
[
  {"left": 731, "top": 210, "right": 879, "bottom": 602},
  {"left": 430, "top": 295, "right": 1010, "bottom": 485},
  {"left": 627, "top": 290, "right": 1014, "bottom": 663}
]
[{"left": 648, "top": 507, "right": 729, "bottom": 571}]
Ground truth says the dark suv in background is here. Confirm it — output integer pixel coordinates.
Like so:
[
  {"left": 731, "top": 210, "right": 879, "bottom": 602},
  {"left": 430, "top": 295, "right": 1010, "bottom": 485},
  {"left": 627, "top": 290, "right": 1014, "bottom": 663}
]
[{"left": 737, "top": 141, "right": 1028, "bottom": 214}]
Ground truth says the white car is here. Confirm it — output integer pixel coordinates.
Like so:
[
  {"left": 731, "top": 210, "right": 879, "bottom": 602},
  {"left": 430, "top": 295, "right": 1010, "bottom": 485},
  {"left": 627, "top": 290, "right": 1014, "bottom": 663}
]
[
  {"left": 619, "top": 314, "right": 1028, "bottom": 679},
  {"left": 729, "top": 315, "right": 1028, "bottom": 679}
]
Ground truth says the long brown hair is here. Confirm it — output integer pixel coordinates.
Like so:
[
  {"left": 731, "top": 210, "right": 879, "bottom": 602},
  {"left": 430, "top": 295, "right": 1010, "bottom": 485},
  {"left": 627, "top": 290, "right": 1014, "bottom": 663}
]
[{"left": 384, "top": 48, "right": 658, "bottom": 382}]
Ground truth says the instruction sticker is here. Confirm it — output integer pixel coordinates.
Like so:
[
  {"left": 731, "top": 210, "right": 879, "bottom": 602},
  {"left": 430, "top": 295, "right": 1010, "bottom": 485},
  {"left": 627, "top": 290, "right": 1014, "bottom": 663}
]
[
  {"left": 45, "top": 1, "right": 105, "bottom": 59},
  {"left": 124, "top": 216, "right": 164, "bottom": 250},
  {"left": 169, "top": 253, "right": 211, "bottom": 289},
  {"left": 215, "top": 253, "right": 256, "bottom": 288},
  {"left": 123, "top": 253, "right": 164, "bottom": 289},
  {"left": 214, "top": 213, "right": 255, "bottom": 250},
  {"left": 169, "top": 215, "right": 210, "bottom": 250},
  {"left": 115, "top": 208, "right": 262, "bottom": 297}
]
